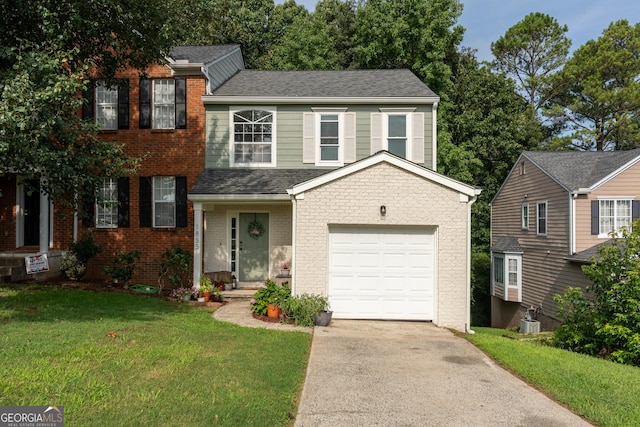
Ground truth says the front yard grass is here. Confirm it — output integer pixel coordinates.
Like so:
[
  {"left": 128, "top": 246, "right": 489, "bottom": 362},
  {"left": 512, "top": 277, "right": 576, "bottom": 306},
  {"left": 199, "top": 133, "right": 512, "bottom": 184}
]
[
  {"left": 0, "top": 284, "right": 311, "bottom": 426},
  {"left": 467, "top": 327, "right": 640, "bottom": 427}
]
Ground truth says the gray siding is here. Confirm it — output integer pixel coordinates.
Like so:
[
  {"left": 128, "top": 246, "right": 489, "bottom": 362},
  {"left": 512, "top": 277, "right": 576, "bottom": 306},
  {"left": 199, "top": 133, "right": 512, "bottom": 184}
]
[
  {"left": 206, "top": 49, "right": 244, "bottom": 93},
  {"left": 204, "top": 104, "right": 435, "bottom": 169}
]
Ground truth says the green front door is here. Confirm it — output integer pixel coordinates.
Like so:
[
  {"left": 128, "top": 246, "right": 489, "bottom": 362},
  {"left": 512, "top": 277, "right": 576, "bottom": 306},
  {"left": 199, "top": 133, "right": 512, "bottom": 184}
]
[{"left": 239, "top": 213, "right": 269, "bottom": 282}]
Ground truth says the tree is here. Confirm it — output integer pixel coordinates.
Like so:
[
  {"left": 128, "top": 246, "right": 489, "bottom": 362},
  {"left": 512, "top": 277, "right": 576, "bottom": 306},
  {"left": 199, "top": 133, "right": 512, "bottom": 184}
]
[
  {"left": 352, "top": 0, "right": 464, "bottom": 97},
  {"left": 491, "top": 12, "right": 571, "bottom": 116},
  {"left": 314, "top": 0, "right": 357, "bottom": 69},
  {"left": 546, "top": 20, "right": 640, "bottom": 151},
  {"left": 554, "top": 221, "right": 640, "bottom": 366},
  {"left": 0, "top": 0, "right": 186, "bottom": 205}
]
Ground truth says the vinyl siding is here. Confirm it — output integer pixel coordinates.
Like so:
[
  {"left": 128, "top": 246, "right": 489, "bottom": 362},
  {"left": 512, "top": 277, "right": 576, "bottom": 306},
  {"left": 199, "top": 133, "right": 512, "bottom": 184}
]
[
  {"left": 492, "top": 159, "right": 579, "bottom": 325},
  {"left": 204, "top": 104, "right": 435, "bottom": 169},
  {"left": 575, "top": 161, "right": 640, "bottom": 251},
  {"left": 206, "top": 49, "right": 244, "bottom": 92}
]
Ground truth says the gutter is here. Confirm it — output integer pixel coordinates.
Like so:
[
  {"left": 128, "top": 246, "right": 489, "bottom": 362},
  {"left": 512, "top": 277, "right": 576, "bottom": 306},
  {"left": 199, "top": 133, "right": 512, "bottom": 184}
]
[{"left": 466, "top": 194, "right": 478, "bottom": 335}]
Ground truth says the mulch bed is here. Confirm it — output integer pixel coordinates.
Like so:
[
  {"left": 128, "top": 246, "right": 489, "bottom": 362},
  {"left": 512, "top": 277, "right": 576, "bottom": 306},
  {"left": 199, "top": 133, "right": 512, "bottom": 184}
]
[{"left": 252, "top": 312, "right": 295, "bottom": 324}]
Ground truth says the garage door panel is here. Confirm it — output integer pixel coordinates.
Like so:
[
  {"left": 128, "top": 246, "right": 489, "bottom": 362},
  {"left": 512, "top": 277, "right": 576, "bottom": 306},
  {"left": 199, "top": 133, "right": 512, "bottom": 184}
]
[{"left": 328, "top": 226, "right": 434, "bottom": 321}]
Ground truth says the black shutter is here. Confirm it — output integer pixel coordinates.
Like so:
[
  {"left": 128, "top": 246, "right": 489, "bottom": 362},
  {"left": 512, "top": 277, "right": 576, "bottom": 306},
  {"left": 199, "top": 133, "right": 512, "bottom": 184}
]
[
  {"left": 176, "top": 176, "right": 188, "bottom": 228},
  {"left": 591, "top": 200, "right": 599, "bottom": 235},
  {"left": 117, "top": 177, "right": 130, "bottom": 227},
  {"left": 82, "top": 195, "right": 95, "bottom": 228},
  {"left": 139, "top": 78, "right": 151, "bottom": 129},
  {"left": 118, "top": 79, "right": 129, "bottom": 129},
  {"left": 139, "top": 177, "right": 152, "bottom": 227},
  {"left": 633, "top": 200, "right": 640, "bottom": 221},
  {"left": 82, "top": 80, "right": 95, "bottom": 121},
  {"left": 175, "top": 78, "right": 186, "bottom": 129}
]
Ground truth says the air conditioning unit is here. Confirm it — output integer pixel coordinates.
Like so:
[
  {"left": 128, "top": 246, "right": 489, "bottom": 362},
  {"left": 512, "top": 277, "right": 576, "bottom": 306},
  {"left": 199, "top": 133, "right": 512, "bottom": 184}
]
[{"left": 520, "top": 319, "right": 540, "bottom": 334}]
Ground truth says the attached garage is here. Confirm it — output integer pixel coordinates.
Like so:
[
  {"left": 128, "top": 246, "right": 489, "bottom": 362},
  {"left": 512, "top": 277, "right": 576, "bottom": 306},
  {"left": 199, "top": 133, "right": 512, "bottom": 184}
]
[
  {"left": 328, "top": 226, "right": 435, "bottom": 320},
  {"left": 289, "top": 152, "right": 481, "bottom": 331}
]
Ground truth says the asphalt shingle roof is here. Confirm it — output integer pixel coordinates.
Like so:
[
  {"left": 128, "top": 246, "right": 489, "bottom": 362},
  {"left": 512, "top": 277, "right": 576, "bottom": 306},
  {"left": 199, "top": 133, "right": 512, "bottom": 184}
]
[
  {"left": 171, "top": 45, "right": 240, "bottom": 64},
  {"left": 524, "top": 149, "right": 640, "bottom": 191},
  {"left": 190, "top": 168, "right": 335, "bottom": 195},
  {"left": 491, "top": 236, "right": 524, "bottom": 253},
  {"left": 211, "top": 69, "right": 437, "bottom": 98}
]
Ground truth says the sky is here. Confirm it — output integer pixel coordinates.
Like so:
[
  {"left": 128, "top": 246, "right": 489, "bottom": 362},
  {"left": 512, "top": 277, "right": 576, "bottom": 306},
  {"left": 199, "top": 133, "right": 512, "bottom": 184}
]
[{"left": 291, "top": 0, "right": 640, "bottom": 63}]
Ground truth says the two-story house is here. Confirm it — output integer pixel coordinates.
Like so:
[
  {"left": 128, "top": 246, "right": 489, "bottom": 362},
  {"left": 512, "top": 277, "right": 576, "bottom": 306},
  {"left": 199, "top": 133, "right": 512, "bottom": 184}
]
[
  {"left": 491, "top": 149, "right": 640, "bottom": 329},
  {"left": 0, "top": 44, "right": 244, "bottom": 283},
  {"left": 188, "top": 68, "right": 481, "bottom": 331},
  {"left": 0, "top": 44, "right": 480, "bottom": 331}
]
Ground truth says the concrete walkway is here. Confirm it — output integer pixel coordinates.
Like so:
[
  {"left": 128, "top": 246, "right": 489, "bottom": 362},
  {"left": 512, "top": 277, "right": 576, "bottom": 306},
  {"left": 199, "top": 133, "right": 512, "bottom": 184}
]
[{"left": 212, "top": 302, "right": 592, "bottom": 426}]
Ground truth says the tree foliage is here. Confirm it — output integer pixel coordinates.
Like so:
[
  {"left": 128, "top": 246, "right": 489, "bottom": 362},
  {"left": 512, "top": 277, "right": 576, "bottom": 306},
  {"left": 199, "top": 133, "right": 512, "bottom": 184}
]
[
  {"left": 554, "top": 221, "right": 640, "bottom": 366},
  {"left": 546, "top": 20, "right": 640, "bottom": 151},
  {"left": 491, "top": 12, "right": 571, "bottom": 115},
  {"left": 0, "top": 0, "right": 184, "bottom": 205}
]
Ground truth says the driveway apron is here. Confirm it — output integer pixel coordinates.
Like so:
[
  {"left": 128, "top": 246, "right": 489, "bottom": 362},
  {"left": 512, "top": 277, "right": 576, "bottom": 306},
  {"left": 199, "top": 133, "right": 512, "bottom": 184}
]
[{"left": 295, "top": 320, "right": 592, "bottom": 427}]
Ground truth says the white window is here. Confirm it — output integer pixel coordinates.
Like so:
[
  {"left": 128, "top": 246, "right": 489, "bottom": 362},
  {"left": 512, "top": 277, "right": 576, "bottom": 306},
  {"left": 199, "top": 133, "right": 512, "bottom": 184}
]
[
  {"left": 231, "top": 109, "right": 274, "bottom": 166},
  {"left": 153, "top": 176, "right": 176, "bottom": 228},
  {"left": 492, "top": 252, "right": 522, "bottom": 302},
  {"left": 95, "top": 82, "right": 118, "bottom": 130},
  {"left": 315, "top": 113, "right": 343, "bottom": 165},
  {"left": 599, "top": 199, "right": 632, "bottom": 236},
  {"left": 522, "top": 203, "right": 529, "bottom": 230},
  {"left": 96, "top": 178, "right": 118, "bottom": 228},
  {"left": 386, "top": 114, "right": 408, "bottom": 158},
  {"left": 537, "top": 202, "right": 547, "bottom": 236},
  {"left": 152, "top": 79, "right": 175, "bottom": 129}
]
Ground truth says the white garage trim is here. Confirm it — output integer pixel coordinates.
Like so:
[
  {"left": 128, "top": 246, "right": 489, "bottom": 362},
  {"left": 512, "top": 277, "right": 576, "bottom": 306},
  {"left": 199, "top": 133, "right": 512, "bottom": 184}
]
[{"left": 328, "top": 225, "right": 436, "bottom": 321}]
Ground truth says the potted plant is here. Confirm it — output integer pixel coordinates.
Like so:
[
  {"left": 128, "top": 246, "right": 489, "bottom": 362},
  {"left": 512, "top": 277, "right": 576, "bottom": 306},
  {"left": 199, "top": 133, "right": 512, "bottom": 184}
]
[
  {"left": 251, "top": 279, "right": 291, "bottom": 317},
  {"left": 280, "top": 293, "right": 331, "bottom": 327},
  {"left": 280, "top": 262, "right": 290, "bottom": 277},
  {"left": 199, "top": 274, "right": 213, "bottom": 301},
  {"left": 170, "top": 286, "right": 197, "bottom": 302}
]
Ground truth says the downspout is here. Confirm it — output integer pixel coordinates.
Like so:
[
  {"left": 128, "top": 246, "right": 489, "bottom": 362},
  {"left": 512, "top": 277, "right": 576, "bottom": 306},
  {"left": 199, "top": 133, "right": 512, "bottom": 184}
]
[
  {"left": 432, "top": 102, "right": 438, "bottom": 171},
  {"left": 466, "top": 194, "right": 478, "bottom": 335},
  {"left": 289, "top": 192, "right": 297, "bottom": 295},
  {"left": 570, "top": 193, "right": 577, "bottom": 255}
]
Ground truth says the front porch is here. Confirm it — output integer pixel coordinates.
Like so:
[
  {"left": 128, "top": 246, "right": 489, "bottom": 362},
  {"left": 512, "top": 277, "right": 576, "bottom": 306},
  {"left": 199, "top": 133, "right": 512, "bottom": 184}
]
[{"left": 0, "top": 249, "right": 63, "bottom": 283}]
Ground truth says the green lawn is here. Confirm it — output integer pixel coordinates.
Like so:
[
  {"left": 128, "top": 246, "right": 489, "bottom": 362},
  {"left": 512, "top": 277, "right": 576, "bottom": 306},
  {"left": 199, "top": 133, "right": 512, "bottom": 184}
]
[
  {"left": 466, "top": 327, "right": 640, "bottom": 427},
  {"left": 0, "top": 284, "right": 311, "bottom": 426}
]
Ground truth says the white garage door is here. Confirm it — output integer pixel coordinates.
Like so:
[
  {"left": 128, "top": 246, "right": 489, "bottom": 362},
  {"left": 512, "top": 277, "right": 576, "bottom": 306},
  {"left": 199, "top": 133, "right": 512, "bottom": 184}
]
[{"left": 328, "top": 226, "right": 435, "bottom": 320}]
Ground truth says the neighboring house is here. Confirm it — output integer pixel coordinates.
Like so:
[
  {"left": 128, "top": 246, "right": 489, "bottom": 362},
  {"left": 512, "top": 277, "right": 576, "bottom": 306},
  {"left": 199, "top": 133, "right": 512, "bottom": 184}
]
[
  {"left": 490, "top": 149, "right": 640, "bottom": 329},
  {"left": 189, "top": 68, "right": 480, "bottom": 331},
  {"left": 0, "top": 44, "right": 244, "bottom": 283},
  {"left": 0, "top": 45, "right": 481, "bottom": 331}
]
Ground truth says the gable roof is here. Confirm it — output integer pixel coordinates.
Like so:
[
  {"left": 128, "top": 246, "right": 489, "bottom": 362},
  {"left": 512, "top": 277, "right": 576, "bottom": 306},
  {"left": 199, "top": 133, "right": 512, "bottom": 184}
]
[
  {"left": 205, "top": 69, "right": 439, "bottom": 103},
  {"left": 170, "top": 45, "right": 240, "bottom": 65},
  {"left": 523, "top": 149, "right": 640, "bottom": 193},
  {"left": 189, "top": 168, "right": 333, "bottom": 202}
]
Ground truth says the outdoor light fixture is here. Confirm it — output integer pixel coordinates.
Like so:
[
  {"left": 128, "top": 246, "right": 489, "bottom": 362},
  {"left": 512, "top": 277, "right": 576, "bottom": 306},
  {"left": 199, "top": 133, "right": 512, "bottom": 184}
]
[{"left": 380, "top": 205, "right": 386, "bottom": 216}]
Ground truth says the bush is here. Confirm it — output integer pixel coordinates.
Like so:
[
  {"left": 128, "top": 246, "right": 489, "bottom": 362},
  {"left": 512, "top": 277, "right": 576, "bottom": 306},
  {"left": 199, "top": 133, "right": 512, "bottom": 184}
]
[
  {"left": 157, "top": 246, "right": 192, "bottom": 290},
  {"left": 281, "top": 294, "right": 329, "bottom": 327},
  {"left": 60, "top": 232, "right": 102, "bottom": 279},
  {"left": 251, "top": 279, "right": 291, "bottom": 316},
  {"left": 554, "top": 220, "right": 640, "bottom": 366},
  {"left": 104, "top": 250, "right": 141, "bottom": 285}
]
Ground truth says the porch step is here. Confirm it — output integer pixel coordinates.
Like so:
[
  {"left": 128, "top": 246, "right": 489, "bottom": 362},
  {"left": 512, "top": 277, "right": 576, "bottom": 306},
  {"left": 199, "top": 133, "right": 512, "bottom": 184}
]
[
  {"left": 0, "top": 256, "right": 26, "bottom": 284},
  {"left": 221, "top": 288, "right": 256, "bottom": 301}
]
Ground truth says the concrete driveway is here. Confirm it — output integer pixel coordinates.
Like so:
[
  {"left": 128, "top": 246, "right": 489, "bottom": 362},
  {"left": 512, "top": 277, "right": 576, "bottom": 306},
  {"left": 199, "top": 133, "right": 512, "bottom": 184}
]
[{"left": 295, "top": 320, "right": 592, "bottom": 427}]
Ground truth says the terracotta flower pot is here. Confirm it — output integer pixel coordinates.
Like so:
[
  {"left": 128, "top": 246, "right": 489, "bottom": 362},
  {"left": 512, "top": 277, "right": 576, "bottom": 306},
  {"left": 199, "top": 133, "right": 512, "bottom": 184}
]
[
  {"left": 267, "top": 303, "right": 281, "bottom": 318},
  {"left": 203, "top": 291, "right": 211, "bottom": 302}
]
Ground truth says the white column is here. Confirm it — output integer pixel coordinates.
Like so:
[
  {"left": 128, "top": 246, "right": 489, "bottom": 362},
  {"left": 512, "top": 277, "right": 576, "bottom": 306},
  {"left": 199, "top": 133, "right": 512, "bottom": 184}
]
[
  {"left": 39, "top": 189, "right": 49, "bottom": 254},
  {"left": 193, "top": 202, "right": 203, "bottom": 288}
]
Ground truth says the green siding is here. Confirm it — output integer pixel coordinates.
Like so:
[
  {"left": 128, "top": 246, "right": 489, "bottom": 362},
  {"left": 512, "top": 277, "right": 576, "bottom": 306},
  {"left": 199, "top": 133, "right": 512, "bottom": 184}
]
[{"left": 205, "top": 104, "right": 435, "bottom": 169}]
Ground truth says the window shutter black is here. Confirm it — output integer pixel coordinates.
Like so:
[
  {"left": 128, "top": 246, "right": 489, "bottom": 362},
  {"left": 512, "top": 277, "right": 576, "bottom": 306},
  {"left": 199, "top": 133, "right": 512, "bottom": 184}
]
[
  {"left": 82, "top": 196, "right": 95, "bottom": 228},
  {"left": 118, "top": 79, "right": 129, "bottom": 129},
  {"left": 175, "top": 78, "right": 186, "bottom": 129},
  {"left": 82, "top": 80, "right": 95, "bottom": 121},
  {"left": 117, "top": 177, "right": 130, "bottom": 227},
  {"left": 591, "top": 200, "right": 599, "bottom": 235},
  {"left": 139, "top": 177, "right": 152, "bottom": 227},
  {"left": 139, "top": 78, "right": 151, "bottom": 129},
  {"left": 633, "top": 200, "right": 640, "bottom": 221},
  {"left": 175, "top": 176, "right": 188, "bottom": 228}
]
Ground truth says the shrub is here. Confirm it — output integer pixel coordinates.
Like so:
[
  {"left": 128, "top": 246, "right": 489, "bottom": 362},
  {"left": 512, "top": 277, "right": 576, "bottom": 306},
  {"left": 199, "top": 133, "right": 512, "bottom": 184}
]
[
  {"left": 251, "top": 279, "right": 291, "bottom": 316},
  {"left": 157, "top": 246, "right": 192, "bottom": 291},
  {"left": 104, "top": 250, "right": 141, "bottom": 285},
  {"left": 60, "top": 232, "right": 102, "bottom": 279},
  {"left": 554, "top": 220, "right": 640, "bottom": 366},
  {"left": 281, "top": 294, "right": 329, "bottom": 327}
]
